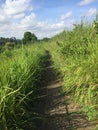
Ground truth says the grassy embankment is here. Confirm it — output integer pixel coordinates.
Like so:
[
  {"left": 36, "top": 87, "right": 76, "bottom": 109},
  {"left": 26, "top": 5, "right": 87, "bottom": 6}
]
[
  {"left": 49, "top": 23, "right": 98, "bottom": 121},
  {"left": 0, "top": 44, "right": 46, "bottom": 130},
  {"left": 0, "top": 22, "right": 98, "bottom": 129}
]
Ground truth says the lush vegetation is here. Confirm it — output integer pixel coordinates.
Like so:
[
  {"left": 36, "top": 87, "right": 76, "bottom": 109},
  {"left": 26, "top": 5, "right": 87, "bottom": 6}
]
[
  {"left": 22, "top": 32, "right": 37, "bottom": 44},
  {"left": 49, "top": 22, "right": 98, "bottom": 120},
  {"left": 0, "top": 20, "right": 98, "bottom": 129},
  {"left": 0, "top": 44, "right": 46, "bottom": 129}
]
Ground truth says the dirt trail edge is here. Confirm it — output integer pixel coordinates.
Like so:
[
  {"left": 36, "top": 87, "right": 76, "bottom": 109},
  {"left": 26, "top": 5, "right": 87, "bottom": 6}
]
[{"left": 39, "top": 51, "right": 98, "bottom": 130}]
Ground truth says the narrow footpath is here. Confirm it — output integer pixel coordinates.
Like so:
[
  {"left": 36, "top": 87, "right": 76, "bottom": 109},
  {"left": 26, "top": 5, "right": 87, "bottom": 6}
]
[{"left": 39, "top": 51, "right": 98, "bottom": 130}]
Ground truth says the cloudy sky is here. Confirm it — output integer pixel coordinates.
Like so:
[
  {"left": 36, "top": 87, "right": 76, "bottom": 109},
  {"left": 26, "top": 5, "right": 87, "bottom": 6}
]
[{"left": 0, "top": 0, "right": 98, "bottom": 39}]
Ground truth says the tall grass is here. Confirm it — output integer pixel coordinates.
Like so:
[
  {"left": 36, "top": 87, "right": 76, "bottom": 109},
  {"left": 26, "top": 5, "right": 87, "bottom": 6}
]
[
  {"left": 49, "top": 23, "right": 98, "bottom": 120},
  {"left": 0, "top": 44, "right": 46, "bottom": 129}
]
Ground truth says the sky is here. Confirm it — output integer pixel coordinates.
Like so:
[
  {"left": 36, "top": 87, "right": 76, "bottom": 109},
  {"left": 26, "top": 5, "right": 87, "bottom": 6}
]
[{"left": 0, "top": 0, "right": 98, "bottom": 39}]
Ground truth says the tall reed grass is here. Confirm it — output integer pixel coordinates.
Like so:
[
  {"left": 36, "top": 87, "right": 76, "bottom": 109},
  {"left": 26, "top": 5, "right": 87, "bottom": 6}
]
[
  {"left": 0, "top": 44, "right": 46, "bottom": 129},
  {"left": 49, "top": 23, "right": 98, "bottom": 120}
]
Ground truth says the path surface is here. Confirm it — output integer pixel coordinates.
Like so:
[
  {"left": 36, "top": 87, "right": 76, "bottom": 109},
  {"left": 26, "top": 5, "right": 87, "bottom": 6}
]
[{"left": 40, "top": 51, "right": 98, "bottom": 130}]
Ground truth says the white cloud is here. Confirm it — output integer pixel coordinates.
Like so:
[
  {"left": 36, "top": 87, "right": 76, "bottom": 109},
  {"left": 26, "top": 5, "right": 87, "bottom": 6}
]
[
  {"left": 2, "top": 0, "right": 32, "bottom": 15},
  {"left": 13, "top": 13, "right": 25, "bottom": 19},
  {"left": 78, "top": 0, "right": 95, "bottom": 6},
  {"left": 0, "top": 0, "right": 32, "bottom": 22},
  {"left": 86, "top": 8, "right": 97, "bottom": 16},
  {"left": 19, "top": 13, "right": 37, "bottom": 27},
  {"left": 0, "top": 0, "right": 74, "bottom": 39},
  {"left": 11, "top": 18, "right": 67, "bottom": 39},
  {"left": 60, "top": 11, "right": 72, "bottom": 20}
]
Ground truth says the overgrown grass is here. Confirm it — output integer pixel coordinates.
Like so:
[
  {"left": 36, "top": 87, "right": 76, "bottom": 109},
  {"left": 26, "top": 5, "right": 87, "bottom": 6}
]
[
  {"left": 49, "top": 23, "right": 98, "bottom": 120},
  {"left": 0, "top": 44, "right": 46, "bottom": 129}
]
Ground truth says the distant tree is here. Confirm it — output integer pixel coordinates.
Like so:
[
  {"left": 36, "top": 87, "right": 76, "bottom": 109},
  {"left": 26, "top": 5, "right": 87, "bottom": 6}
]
[
  {"left": 42, "top": 37, "right": 50, "bottom": 42},
  {"left": 10, "top": 37, "right": 17, "bottom": 43},
  {"left": 22, "top": 32, "right": 37, "bottom": 44},
  {"left": 22, "top": 32, "right": 31, "bottom": 44},
  {"left": 3, "top": 42, "right": 15, "bottom": 50},
  {"left": 0, "top": 37, "right": 6, "bottom": 45},
  {"left": 31, "top": 33, "right": 37, "bottom": 42}
]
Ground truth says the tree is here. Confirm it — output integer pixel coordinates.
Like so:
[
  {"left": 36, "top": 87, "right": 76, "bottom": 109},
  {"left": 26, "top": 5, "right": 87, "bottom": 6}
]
[
  {"left": 10, "top": 37, "right": 17, "bottom": 43},
  {"left": 41, "top": 37, "right": 50, "bottom": 42},
  {"left": 31, "top": 33, "right": 37, "bottom": 42},
  {"left": 22, "top": 32, "right": 37, "bottom": 44}
]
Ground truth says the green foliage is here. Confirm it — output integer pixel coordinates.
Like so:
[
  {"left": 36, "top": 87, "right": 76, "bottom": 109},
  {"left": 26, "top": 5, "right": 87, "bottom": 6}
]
[
  {"left": 0, "top": 37, "right": 18, "bottom": 45},
  {"left": 23, "top": 32, "right": 37, "bottom": 44},
  {"left": 31, "top": 33, "right": 37, "bottom": 42},
  {"left": 49, "top": 22, "right": 98, "bottom": 120},
  {"left": 0, "top": 44, "right": 46, "bottom": 129},
  {"left": 83, "top": 106, "right": 98, "bottom": 120},
  {"left": 94, "top": 125, "right": 98, "bottom": 130},
  {"left": 93, "top": 21, "right": 98, "bottom": 34}
]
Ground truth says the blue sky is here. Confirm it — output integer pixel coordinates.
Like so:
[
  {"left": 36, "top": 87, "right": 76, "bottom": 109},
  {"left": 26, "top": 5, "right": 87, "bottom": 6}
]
[{"left": 0, "top": 0, "right": 98, "bottom": 39}]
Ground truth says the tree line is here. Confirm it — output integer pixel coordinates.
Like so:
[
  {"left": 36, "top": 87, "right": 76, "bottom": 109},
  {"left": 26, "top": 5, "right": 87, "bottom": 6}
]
[
  {"left": 0, "top": 31, "right": 50, "bottom": 46},
  {"left": 0, "top": 32, "right": 37, "bottom": 46}
]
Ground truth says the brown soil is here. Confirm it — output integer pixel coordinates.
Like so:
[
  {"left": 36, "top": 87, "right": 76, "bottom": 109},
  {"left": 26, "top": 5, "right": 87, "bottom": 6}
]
[{"left": 39, "top": 51, "right": 98, "bottom": 130}]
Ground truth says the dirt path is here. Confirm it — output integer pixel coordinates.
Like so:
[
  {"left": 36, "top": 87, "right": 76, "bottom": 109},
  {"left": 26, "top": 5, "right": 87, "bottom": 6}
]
[{"left": 39, "top": 51, "right": 98, "bottom": 130}]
